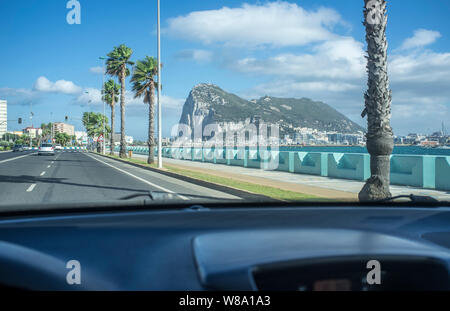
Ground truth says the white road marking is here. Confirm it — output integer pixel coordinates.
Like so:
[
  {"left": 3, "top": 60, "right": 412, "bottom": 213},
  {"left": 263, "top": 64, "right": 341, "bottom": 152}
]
[
  {"left": 47, "top": 165, "right": 51, "bottom": 168},
  {"left": 86, "top": 153, "right": 189, "bottom": 200},
  {"left": 40, "top": 171, "right": 46, "bottom": 176},
  {"left": 26, "top": 184, "right": 36, "bottom": 192},
  {"left": 0, "top": 153, "right": 37, "bottom": 164}
]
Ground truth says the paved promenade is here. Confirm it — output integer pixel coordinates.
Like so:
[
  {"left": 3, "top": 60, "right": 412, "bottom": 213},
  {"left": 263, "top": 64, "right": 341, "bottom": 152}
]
[{"left": 123, "top": 152, "right": 450, "bottom": 201}]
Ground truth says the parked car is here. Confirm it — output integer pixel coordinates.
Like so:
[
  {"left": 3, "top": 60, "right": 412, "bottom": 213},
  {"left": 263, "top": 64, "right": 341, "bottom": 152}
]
[
  {"left": 55, "top": 144, "right": 63, "bottom": 151},
  {"left": 12, "top": 144, "right": 24, "bottom": 152},
  {"left": 38, "top": 143, "right": 55, "bottom": 156}
]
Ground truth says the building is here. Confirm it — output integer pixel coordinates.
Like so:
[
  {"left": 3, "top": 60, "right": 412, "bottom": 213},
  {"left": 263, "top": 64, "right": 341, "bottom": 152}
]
[
  {"left": 23, "top": 127, "right": 43, "bottom": 138},
  {"left": 113, "top": 133, "right": 134, "bottom": 145},
  {"left": 75, "top": 131, "right": 88, "bottom": 145},
  {"left": 53, "top": 122, "right": 75, "bottom": 136},
  {"left": 0, "top": 100, "right": 7, "bottom": 138}
]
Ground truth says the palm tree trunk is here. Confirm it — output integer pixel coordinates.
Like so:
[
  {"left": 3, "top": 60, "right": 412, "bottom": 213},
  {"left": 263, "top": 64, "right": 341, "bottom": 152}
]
[
  {"left": 119, "top": 66, "right": 127, "bottom": 158},
  {"left": 147, "top": 86, "right": 155, "bottom": 164},
  {"left": 359, "top": 0, "right": 394, "bottom": 202},
  {"left": 110, "top": 94, "right": 115, "bottom": 155}
]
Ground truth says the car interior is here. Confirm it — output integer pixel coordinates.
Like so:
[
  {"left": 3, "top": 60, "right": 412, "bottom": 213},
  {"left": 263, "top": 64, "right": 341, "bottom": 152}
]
[{"left": 0, "top": 201, "right": 449, "bottom": 291}]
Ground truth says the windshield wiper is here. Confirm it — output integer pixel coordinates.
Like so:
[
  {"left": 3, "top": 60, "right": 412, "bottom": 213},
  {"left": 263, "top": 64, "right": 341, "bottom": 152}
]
[
  {"left": 377, "top": 194, "right": 440, "bottom": 203},
  {"left": 119, "top": 191, "right": 238, "bottom": 202}
]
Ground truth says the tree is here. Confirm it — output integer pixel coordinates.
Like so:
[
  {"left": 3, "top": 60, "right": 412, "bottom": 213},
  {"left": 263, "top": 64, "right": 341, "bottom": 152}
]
[
  {"left": 102, "top": 79, "right": 120, "bottom": 155},
  {"left": 131, "top": 56, "right": 159, "bottom": 164},
  {"left": 40, "top": 123, "right": 53, "bottom": 142},
  {"left": 359, "top": 0, "right": 394, "bottom": 201},
  {"left": 106, "top": 44, "right": 134, "bottom": 158},
  {"left": 82, "top": 112, "right": 111, "bottom": 152},
  {"left": 55, "top": 132, "right": 71, "bottom": 146}
]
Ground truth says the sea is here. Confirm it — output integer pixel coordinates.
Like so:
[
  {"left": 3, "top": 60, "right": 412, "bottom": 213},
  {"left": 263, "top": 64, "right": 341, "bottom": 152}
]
[{"left": 278, "top": 146, "right": 450, "bottom": 156}]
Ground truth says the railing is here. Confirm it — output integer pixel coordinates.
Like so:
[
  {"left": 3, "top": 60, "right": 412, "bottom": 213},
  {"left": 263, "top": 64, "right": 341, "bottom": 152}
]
[{"left": 115, "top": 146, "right": 450, "bottom": 191}]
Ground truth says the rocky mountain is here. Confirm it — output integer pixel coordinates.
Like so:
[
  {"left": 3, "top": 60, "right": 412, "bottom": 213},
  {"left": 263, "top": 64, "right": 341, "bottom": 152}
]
[{"left": 178, "top": 83, "right": 365, "bottom": 138}]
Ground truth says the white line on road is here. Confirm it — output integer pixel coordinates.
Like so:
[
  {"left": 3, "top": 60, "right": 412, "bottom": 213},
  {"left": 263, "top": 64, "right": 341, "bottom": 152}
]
[
  {"left": 40, "top": 171, "right": 46, "bottom": 176},
  {"left": 0, "top": 153, "right": 37, "bottom": 164},
  {"left": 47, "top": 165, "right": 51, "bottom": 168},
  {"left": 86, "top": 153, "right": 189, "bottom": 200},
  {"left": 26, "top": 184, "right": 36, "bottom": 192}
]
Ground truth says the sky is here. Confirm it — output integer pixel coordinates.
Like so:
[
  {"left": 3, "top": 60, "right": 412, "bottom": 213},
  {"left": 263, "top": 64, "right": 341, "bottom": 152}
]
[{"left": 1, "top": 0, "right": 449, "bottom": 140}]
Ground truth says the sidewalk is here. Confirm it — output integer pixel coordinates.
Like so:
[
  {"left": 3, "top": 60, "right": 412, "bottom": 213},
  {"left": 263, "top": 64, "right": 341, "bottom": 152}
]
[{"left": 124, "top": 152, "right": 450, "bottom": 201}]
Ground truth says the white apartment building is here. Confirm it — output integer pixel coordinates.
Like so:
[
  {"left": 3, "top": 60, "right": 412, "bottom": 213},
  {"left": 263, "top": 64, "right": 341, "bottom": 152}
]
[
  {"left": 53, "top": 122, "right": 75, "bottom": 136},
  {"left": 0, "top": 100, "right": 7, "bottom": 138}
]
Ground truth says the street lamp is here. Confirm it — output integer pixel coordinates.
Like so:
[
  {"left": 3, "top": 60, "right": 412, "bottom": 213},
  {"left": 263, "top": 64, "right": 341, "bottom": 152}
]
[
  {"left": 99, "top": 56, "right": 106, "bottom": 155},
  {"left": 157, "top": 0, "right": 163, "bottom": 168},
  {"left": 84, "top": 91, "right": 92, "bottom": 151},
  {"left": 29, "top": 102, "right": 33, "bottom": 149}
]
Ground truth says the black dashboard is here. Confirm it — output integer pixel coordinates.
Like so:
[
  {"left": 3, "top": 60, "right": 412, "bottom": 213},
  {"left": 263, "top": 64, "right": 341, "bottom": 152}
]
[{"left": 0, "top": 203, "right": 449, "bottom": 291}]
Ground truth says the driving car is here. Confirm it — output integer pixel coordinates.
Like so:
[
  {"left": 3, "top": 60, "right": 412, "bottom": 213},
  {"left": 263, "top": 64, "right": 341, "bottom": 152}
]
[
  {"left": 38, "top": 143, "right": 55, "bottom": 156},
  {"left": 2, "top": 0, "right": 450, "bottom": 299},
  {"left": 12, "top": 144, "right": 23, "bottom": 152}
]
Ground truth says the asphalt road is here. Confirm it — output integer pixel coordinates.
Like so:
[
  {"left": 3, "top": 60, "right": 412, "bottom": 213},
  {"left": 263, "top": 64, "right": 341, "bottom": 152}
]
[{"left": 0, "top": 150, "right": 241, "bottom": 208}]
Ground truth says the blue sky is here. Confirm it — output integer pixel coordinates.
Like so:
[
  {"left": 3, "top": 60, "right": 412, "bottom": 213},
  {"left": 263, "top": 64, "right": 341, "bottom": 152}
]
[{"left": 1, "top": 0, "right": 449, "bottom": 139}]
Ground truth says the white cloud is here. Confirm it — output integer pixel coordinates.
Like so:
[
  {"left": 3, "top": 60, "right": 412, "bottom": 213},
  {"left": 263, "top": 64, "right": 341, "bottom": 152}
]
[
  {"left": 89, "top": 66, "right": 105, "bottom": 75},
  {"left": 237, "top": 39, "right": 450, "bottom": 135},
  {"left": 166, "top": 2, "right": 345, "bottom": 47},
  {"left": 75, "top": 88, "right": 185, "bottom": 111},
  {"left": 0, "top": 87, "right": 39, "bottom": 106},
  {"left": 248, "top": 80, "right": 359, "bottom": 95},
  {"left": 399, "top": 29, "right": 441, "bottom": 50},
  {"left": 390, "top": 51, "right": 450, "bottom": 83},
  {"left": 161, "top": 95, "right": 184, "bottom": 109},
  {"left": 235, "top": 37, "right": 365, "bottom": 80},
  {"left": 75, "top": 88, "right": 102, "bottom": 105},
  {"left": 33, "top": 76, "right": 82, "bottom": 94},
  {"left": 175, "top": 49, "right": 213, "bottom": 63}
]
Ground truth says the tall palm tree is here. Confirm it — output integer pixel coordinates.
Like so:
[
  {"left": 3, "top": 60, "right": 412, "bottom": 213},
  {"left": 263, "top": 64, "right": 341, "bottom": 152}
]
[
  {"left": 359, "top": 0, "right": 394, "bottom": 201},
  {"left": 106, "top": 44, "right": 134, "bottom": 158},
  {"left": 102, "top": 79, "right": 120, "bottom": 155},
  {"left": 131, "top": 56, "right": 159, "bottom": 164}
]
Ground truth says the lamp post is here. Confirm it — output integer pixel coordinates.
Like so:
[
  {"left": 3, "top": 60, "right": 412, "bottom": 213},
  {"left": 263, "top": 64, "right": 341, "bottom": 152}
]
[
  {"left": 157, "top": 0, "right": 163, "bottom": 168},
  {"left": 99, "top": 56, "right": 106, "bottom": 155},
  {"left": 29, "top": 102, "right": 33, "bottom": 149}
]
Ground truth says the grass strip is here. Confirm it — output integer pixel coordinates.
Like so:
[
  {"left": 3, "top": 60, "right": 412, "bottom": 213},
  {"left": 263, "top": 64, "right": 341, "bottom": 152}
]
[{"left": 101, "top": 153, "right": 324, "bottom": 201}]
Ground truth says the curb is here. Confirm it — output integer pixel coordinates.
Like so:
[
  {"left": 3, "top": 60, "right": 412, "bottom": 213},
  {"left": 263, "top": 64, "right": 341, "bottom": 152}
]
[{"left": 91, "top": 152, "right": 278, "bottom": 202}]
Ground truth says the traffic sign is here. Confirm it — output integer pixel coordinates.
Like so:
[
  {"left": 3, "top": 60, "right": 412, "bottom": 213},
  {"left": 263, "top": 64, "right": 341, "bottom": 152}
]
[{"left": 98, "top": 134, "right": 104, "bottom": 142}]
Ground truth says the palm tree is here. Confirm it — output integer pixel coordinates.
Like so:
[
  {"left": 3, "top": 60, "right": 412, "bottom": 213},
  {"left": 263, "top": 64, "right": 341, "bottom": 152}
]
[
  {"left": 102, "top": 79, "right": 120, "bottom": 155},
  {"left": 106, "top": 44, "right": 134, "bottom": 158},
  {"left": 131, "top": 56, "right": 159, "bottom": 164},
  {"left": 359, "top": 0, "right": 394, "bottom": 201}
]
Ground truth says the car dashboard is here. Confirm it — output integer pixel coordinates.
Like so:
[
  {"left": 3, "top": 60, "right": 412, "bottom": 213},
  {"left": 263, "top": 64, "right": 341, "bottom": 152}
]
[{"left": 0, "top": 204, "right": 449, "bottom": 291}]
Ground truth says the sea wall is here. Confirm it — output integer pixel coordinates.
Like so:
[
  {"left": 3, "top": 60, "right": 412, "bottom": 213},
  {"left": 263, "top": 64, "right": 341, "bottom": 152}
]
[{"left": 122, "top": 146, "right": 450, "bottom": 191}]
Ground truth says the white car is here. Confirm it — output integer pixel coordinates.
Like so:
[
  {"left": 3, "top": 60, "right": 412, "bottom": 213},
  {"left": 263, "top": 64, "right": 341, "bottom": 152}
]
[
  {"left": 38, "top": 143, "right": 55, "bottom": 156},
  {"left": 55, "top": 144, "right": 63, "bottom": 151}
]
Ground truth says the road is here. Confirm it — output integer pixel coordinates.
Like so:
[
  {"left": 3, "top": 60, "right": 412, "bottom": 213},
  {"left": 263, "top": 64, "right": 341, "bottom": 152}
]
[{"left": 0, "top": 150, "right": 241, "bottom": 208}]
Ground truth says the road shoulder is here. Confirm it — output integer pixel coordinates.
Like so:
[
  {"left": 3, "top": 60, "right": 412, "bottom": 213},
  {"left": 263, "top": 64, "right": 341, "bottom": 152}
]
[
  {"left": 94, "top": 152, "right": 342, "bottom": 202},
  {"left": 90, "top": 152, "right": 272, "bottom": 202}
]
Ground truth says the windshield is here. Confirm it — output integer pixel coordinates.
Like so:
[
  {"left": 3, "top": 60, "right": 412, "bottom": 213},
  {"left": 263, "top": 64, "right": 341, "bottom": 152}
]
[{"left": 0, "top": 0, "right": 449, "bottom": 211}]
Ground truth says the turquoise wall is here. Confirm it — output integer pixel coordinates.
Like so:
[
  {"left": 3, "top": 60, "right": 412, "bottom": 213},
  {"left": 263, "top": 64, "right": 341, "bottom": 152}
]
[{"left": 120, "top": 147, "right": 449, "bottom": 191}]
